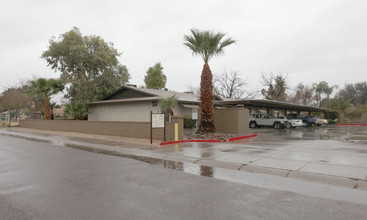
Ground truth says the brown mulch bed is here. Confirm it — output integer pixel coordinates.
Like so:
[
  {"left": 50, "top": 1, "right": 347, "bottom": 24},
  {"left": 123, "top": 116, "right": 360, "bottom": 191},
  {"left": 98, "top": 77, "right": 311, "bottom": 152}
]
[{"left": 184, "top": 129, "right": 240, "bottom": 142}]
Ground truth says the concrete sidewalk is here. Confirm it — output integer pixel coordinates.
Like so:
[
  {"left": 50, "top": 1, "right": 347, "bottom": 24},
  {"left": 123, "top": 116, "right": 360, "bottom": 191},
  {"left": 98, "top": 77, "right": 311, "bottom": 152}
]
[{"left": 1, "top": 127, "right": 367, "bottom": 191}]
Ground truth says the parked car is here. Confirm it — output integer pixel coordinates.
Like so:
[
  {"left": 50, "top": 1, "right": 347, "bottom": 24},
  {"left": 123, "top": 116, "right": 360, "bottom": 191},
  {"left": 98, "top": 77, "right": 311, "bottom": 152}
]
[
  {"left": 286, "top": 113, "right": 303, "bottom": 120},
  {"left": 302, "top": 116, "right": 318, "bottom": 126},
  {"left": 249, "top": 113, "right": 256, "bottom": 119},
  {"left": 278, "top": 116, "right": 304, "bottom": 128},
  {"left": 316, "top": 117, "right": 328, "bottom": 126},
  {"left": 249, "top": 113, "right": 288, "bottom": 129}
]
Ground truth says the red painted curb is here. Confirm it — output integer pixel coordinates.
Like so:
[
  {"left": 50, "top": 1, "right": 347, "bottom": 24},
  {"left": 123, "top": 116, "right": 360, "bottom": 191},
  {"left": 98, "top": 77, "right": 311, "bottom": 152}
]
[
  {"left": 159, "top": 139, "right": 222, "bottom": 145},
  {"left": 226, "top": 134, "right": 258, "bottom": 142},
  {"left": 336, "top": 124, "right": 367, "bottom": 126}
]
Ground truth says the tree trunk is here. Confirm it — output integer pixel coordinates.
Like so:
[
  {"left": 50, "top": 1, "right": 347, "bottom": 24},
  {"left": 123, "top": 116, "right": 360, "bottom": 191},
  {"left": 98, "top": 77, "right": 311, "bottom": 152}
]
[
  {"left": 44, "top": 97, "right": 51, "bottom": 120},
  {"left": 199, "top": 63, "right": 215, "bottom": 133},
  {"left": 169, "top": 108, "right": 174, "bottom": 117},
  {"left": 327, "top": 94, "right": 330, "bottom": 120}
]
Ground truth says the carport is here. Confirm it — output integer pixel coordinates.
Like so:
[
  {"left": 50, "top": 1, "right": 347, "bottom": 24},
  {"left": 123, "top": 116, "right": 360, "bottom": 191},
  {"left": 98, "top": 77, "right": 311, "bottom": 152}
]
[{"left": 216, "top": 99, "right": 334, "bottom": 118}]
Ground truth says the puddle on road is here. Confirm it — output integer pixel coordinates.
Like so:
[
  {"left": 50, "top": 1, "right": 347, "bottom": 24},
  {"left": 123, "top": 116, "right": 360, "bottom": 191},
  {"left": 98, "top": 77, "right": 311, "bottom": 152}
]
[
  {"left": 66, "top": 144, "right": 216, "bottom": 178},
  {"left": 2, "top": 134, "right": 218, "bottom": 179}
]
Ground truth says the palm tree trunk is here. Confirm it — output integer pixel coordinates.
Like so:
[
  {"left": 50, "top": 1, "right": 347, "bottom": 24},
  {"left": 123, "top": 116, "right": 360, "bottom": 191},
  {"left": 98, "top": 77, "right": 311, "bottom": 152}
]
[
  {"left": 44, "top": 97, "right": 51, "bottom": 120},
  {"left": 199, "top": 63, "right": 215, "bottom": 133}
]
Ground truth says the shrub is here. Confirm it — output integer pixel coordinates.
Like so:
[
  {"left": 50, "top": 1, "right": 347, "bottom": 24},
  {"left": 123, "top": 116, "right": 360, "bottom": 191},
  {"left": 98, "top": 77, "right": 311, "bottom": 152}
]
[{"left": 184, "top": 116, "right": 196, "bottom": 128}]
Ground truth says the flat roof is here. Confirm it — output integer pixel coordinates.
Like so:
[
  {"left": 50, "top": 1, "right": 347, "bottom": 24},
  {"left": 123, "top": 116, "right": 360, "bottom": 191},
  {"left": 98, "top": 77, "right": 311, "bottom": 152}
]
[
  {"left": 90, "top": 86, "right": 334, "bottom": 113},
  {"left": 216, "top": 99, "right": 333, "bottom": 112}
]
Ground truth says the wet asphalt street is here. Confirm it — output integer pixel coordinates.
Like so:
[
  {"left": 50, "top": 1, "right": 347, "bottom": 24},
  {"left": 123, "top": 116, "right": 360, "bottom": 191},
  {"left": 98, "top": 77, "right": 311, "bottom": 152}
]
[{"left": 1, "top": 135, "right": 367, "bottom": 219}]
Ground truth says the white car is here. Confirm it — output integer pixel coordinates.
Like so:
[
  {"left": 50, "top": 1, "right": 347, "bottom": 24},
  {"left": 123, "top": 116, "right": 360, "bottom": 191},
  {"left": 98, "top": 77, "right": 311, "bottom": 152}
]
[
  {"left": 278, "top": 116, "right": 305, "bottom": 128},
  {"left": 249, "top": 113, "right": 288, "bottom": 129},
  {"left": 316, "top": 117, "right": 328, "bottom": 126}
]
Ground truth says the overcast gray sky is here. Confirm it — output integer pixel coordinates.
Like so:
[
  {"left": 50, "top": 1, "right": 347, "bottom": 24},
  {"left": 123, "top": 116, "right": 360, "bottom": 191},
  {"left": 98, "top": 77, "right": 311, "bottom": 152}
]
[{"left": 1, "top": 0, "right": 366, "bottom": 97}]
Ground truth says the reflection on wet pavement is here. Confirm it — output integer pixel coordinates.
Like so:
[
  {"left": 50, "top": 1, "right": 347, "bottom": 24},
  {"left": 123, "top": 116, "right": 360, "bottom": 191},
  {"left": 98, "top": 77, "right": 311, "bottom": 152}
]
[
  {"left": 65, "top": 126, "right": 367, "bottom": 181},
  {"left": 2, "top": 125, "right": 367, "bottom": 188},
  {"left": 65, "top": 143, "right": 216, "bottom": 178},
  {"left": 248, "top": 125, "right": 367, "bottom": 143}
]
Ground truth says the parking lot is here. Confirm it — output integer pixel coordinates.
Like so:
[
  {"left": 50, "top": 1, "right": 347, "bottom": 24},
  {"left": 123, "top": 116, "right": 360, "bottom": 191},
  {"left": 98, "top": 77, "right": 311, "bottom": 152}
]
[
  {"left": 248, "top": 124, "right": 367, "bottom": 144},
  {"left": 151, "top": 125, "right": 367, "bottom": 188}
]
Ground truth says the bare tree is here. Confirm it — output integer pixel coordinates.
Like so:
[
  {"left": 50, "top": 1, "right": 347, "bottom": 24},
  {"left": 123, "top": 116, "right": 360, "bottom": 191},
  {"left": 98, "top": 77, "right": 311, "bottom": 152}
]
[
  {"left": 214, "top": 71, "right": 245, "bottom": 99},
  {"left": 185, "top": 85, "right": 200, "bottom": 95},
  {"left": 288, "top": 83, "right": 315, "bottom": 106},
  {"left": 261, "top": 73, "right": 288, "bottom": 101},
  {"left": 214, "top": 71, "right": 257, "bottom": 99}
]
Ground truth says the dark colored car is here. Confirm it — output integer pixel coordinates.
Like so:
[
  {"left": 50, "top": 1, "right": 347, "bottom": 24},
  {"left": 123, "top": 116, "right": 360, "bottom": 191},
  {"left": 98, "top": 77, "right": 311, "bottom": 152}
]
[
  {"left": 302, "top": 116, "right": 318, "bottom": 126},
  {"left": 286, "top": 114, "right": 303, "bottom": 119},
  {"left": 286, "top": 114, "right": 318, "bottom": 126}
]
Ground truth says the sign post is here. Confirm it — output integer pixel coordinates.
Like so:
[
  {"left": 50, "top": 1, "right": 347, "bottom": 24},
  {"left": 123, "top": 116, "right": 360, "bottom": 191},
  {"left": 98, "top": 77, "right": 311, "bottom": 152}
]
[{"left": 150, "top": 111, "right": 165, "bottom": 144}]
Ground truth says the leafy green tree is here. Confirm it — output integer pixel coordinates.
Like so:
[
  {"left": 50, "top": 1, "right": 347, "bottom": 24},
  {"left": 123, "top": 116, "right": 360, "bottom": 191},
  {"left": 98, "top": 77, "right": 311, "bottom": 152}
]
[
  {"left": 329, "top": 98, "right": 350, "bottom": 113},
  {"left": 337, "top": 82, "right": 367, "bottom": 105},
  {"left": 64, "top": 102, "right": 89, "bottom": 120},
  {"left": 42, "top": 27, "right": 130, "bottom": 104},
  {"left": 184, "top": 29, "right": 235, "bottom": 132},
  {"left": 26, "top": 78, "right": 64, "bottom": 120},
  {"left": 261, "top": 73, "right": 288, "bottom": 101},
  {"left": 159, "top": 95, "right": 177, "bottom": 121},
  {"left": 67, "top": 65, "right": 130, "bottom": 102},
  {"left": 1, "top": 87, "right": 30, "bottom": 122},
  {"left": 144, "top": 62, "right": 167, "bottom": 89},
  {"left": 0, "top": 94, "right": 5, "bottom": 113}
]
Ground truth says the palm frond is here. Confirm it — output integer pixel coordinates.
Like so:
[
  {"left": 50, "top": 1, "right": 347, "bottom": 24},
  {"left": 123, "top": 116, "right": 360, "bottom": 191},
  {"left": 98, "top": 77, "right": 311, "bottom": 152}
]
[{"left": 183, "top": 29, "right": 235, "bottom": 64}]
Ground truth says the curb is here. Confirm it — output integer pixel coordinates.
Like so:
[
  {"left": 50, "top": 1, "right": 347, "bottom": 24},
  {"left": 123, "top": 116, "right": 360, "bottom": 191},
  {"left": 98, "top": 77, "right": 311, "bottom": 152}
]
[
  {"left": 226, "top": 134, "right": 258, "bottom": 142},
  {"left": 160, "top": 139, "right": 222, "bottom": 145},
  {"left": 336, "top": 124, "right": 367, "bottom": 126}
]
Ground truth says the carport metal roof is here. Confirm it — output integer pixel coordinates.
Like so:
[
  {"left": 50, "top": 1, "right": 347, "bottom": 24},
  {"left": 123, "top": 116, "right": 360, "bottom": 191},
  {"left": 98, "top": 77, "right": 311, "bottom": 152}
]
[{"left": 216, "top": 99, "right": 333, "bottom": 113}]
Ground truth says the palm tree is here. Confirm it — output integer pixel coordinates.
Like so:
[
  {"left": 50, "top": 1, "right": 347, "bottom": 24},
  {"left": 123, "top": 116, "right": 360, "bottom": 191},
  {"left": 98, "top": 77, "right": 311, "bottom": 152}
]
[
  {"left": 313, "top": 81, "right": 327, "bottom": 107},
  {"left": 26, "top": 78, "right": 64, "bottom": 120},
  {"left": 324, "top": 84, "right": 338, "bottom": 120},
  {"left": 159, "top": 95, "right": 177, "bottom": 121},
  {"left": 313, "top": 81, "right": 338, "bottom": 119},
  {"left": 184, "top": 29, "right": 235, "bottom": 132}
]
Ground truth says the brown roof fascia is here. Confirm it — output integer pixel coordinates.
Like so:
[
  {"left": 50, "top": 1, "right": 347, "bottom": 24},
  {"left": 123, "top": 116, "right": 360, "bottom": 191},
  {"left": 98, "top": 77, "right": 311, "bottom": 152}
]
[{"left": 100, "top": 86, "right": 157, "bottom": 101}]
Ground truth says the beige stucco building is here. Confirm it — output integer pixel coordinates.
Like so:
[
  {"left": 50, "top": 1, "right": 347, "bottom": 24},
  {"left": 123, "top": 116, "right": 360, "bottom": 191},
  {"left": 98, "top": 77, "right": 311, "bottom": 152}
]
[
  {"left": 88, "top": 85, "right": 203, "bottom": 122},
  {"left": 89, "top": 85, "right": 332, "bottom": 122}
]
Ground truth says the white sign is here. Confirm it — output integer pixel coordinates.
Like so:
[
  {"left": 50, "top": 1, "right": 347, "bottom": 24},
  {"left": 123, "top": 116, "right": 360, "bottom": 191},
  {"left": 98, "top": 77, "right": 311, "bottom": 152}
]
[
  {"left": 152, "top": 114, "right": 165, "bottom": 128},
  {"left": 192, "top": 112, "right": 198, "bottom": 120}
]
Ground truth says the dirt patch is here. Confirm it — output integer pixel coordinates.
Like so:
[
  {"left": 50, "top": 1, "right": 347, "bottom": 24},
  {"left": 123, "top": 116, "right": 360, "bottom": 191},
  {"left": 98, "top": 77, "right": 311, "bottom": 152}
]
[{"left": 184, "top": 129, "right": 239, "bottom": 141}]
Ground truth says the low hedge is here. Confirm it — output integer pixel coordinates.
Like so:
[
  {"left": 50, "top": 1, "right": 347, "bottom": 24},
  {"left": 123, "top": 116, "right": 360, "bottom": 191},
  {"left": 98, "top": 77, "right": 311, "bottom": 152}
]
[{"left": 184, "top": 117, "right": 196, "bottom": 128}]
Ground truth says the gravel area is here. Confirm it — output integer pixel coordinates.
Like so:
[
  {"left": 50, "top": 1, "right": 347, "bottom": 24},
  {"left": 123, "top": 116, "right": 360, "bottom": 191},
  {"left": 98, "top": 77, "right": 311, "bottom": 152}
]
[{"left": 184, "top": 129, "right": 239, "bottom": 141}]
